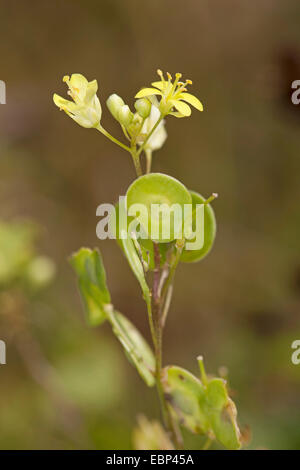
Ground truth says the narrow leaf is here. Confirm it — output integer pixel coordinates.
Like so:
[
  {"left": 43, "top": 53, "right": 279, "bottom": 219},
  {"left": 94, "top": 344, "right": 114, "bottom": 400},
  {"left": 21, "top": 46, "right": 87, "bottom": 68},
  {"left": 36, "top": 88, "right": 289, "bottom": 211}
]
[
  {"left": 106, "top": 308, "right": 155, "bottom": 387},
  {"left": 70, "top": 247, "right": 111, "bottom": 326},
  {"left": 114, "top": 200, "right": 151, "bottom": 302}
]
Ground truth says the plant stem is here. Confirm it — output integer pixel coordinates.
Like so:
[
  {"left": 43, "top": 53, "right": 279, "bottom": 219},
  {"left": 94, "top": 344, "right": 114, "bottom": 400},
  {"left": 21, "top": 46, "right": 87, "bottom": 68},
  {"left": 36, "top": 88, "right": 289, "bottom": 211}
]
[
  {"left": 131, "top": 148, "right": 142, "bottom": 177},
  {"left": 160, "top": 239, "right": 184, "bottom": 304},
  {"left": 96, "top": 124, "right": 131, "bottom": 153},
  {"left": 146, "top": 149, "right": 152, "bottom": 174},
  {"left": 150, "top": 243, "right": 184, "bottom": 450}
]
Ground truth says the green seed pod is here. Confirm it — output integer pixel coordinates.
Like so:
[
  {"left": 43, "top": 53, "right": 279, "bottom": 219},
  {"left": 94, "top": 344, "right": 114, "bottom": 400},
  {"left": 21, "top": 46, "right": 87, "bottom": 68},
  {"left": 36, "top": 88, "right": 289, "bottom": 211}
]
[
  {"left": 134, "top": 98, "right": 151, "bottom": 118},
  {"left": 180, "top": 190, "right": 216, "bottom": 263},
  {"left": 106, "top": 93, "right": 125, "bottom": 120},
  {"left": 112, "top": 200, "right": 174, "bottom": 270},
  {"left": 118, "top": 105, "right": 134, "bottom": 127},
  {"left": 126, "top": 173, "right": 192, "bottom": 243}
]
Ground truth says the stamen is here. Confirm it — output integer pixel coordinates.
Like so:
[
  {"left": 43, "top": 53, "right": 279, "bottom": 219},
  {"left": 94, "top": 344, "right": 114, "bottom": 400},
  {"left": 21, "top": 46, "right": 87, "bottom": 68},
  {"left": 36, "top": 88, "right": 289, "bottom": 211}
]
[
  {"left": 157, "top": 69, "right": 164, "bottom": 81},
  {"left": 167, "top": 72, "right": 172, "bottom": 81},
  {"left": 186, "top": 79, "right": 192, "bottom": 85},
  {"left": 172, "top": 73, "right": 182, "bottom": 90},
  {"left": 63, "top": 75, "right": 70, "bottom": 83}
]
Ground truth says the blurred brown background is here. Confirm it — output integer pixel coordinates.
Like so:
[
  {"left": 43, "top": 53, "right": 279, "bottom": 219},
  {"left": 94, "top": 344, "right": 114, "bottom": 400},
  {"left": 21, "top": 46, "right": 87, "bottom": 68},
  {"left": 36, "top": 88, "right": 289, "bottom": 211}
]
[{"left": 0, "top": 0, "right": 300, "bottom": 449}]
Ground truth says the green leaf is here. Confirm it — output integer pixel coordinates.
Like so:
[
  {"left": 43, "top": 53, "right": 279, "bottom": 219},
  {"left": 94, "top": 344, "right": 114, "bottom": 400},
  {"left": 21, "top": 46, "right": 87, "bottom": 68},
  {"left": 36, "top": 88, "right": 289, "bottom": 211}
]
[
  {"left": 163, "top": 366, "right": 209, "bottom": 434},
  {"left": 70, "top": 247, "right": 155, "bottom": 386},
  {"left": 163, "top": 361, "right": 241, "bottom": 450},
  {"left": 113, "top": 201, "right": 173, "bottom": 272},
  {"left": 120, "top": 235, "right": 150, "bottom": 300},
  {"left": 113, "top": 200, "right": 151, "bottom": 301},
  {"left": 204, "top": 378, "right": 241, "bottom": 450},
  {"left": 70, "top": 247, "right": 111, "bottom": 326},
  {"left": 106, "top": 308, "right": 155, "bottom": 387}
]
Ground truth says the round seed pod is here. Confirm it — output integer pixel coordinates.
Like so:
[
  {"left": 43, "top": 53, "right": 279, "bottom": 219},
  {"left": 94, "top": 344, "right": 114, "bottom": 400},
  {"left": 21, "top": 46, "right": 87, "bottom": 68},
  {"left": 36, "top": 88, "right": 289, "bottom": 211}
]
[
  {"left": 180, "top": 190, "right": 216, "bottom": 263},
  {"left": 126, "top": 173, "right": 192, "bottom": 243},
  {"left": 112, "top": 200, "right": 171, "bottom": 270}
]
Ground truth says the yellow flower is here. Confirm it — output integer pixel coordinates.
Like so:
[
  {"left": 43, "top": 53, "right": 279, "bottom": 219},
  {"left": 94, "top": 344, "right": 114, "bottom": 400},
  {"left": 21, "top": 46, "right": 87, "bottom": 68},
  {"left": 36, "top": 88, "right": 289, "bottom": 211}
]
[
  {"left": 53, "top": 74, "right": 101, "bottom": 128},
  {"left": 135, "top": 70, "right": 203, "bottom": 118}
]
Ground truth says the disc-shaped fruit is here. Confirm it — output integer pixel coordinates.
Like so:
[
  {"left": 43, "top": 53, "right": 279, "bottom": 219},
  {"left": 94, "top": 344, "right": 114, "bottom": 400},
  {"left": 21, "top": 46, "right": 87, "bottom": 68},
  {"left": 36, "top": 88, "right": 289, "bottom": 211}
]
[
  {"left": 180, "top": 190, "right": 216, "bottom": 263},
  {"left": 126, "top": 173, "right": 192, "bottom": 243}
]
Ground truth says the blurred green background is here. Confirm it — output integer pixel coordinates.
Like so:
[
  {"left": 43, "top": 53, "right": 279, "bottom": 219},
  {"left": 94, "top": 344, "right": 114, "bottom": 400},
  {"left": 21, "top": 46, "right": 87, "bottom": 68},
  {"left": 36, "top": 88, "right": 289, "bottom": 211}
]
[{"left": 0, "top": 0, "right": 300, "bottom": 449}]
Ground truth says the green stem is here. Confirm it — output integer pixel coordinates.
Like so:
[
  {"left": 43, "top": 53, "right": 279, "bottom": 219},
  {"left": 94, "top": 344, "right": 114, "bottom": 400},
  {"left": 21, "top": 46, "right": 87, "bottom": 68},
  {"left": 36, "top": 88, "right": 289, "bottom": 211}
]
[
  {"left": 145, "top": 295, "right": 157, "bottom": 351},
  {"left": 131, "top": 148, "right": 142, "bottom": 177},
  {"left": 160, "top": 239, "right": 185, "bottom": 304},
  {"left": 151, "top": 243, "right": 184, "bottom": 450},
  {"left": 146, "top": 149, "right": 152, "bottom": 174},
  {"left": 96, "top": 124, "right": 131, "bottom": 153}
]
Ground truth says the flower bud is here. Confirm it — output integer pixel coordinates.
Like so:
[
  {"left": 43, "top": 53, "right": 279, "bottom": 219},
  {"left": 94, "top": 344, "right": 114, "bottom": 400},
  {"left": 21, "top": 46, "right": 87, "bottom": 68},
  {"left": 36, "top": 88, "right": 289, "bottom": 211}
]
[
  {"left": 118, "top": 105, "right": 134, "bottom": 127},
  {"left": 106, "top": 94, "right": 125, "bottom": 120},
  {"left": 134, "top": 98, "right": 151, "bottom": 118}
]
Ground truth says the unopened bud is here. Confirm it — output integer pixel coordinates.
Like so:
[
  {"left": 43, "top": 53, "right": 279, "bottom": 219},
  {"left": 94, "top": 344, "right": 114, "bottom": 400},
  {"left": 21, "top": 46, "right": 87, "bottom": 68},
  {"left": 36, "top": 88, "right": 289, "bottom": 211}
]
[
  {"left": 134, "top": 98, "right": 151, "bottom": 118},
  {"left": 118, "top": 105, "right": 134, "bottom": 127},
  {"left": 106, "top": 94, "right": 125, "bottom": 120}
]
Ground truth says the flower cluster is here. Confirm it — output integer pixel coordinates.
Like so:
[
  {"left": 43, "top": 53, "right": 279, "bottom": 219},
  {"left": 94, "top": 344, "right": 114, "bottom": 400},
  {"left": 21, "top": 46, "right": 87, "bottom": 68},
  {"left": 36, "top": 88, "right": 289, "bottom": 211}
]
[{"left": 53, "top": 69, "right": 203, "bottom": 174}]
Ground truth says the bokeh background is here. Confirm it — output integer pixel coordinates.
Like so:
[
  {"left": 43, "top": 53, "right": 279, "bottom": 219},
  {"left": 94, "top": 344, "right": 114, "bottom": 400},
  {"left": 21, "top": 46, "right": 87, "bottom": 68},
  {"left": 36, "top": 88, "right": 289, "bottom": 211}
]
[{"left": 0, "top": 0, "right": 300, "bottom": 449}]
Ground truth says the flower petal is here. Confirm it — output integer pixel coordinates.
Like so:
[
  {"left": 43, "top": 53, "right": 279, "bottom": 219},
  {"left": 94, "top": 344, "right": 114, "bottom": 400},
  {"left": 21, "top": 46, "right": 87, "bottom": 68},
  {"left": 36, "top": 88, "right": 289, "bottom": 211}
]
[
  {"left": 135, "top": 88, "right": 162, "bottom": 99},
  {"left": 85, "top": 79, "right": 98, "bottom": 103},
  {"left": 179, "top": 92, "right": 203, "bottom": 111},
  {"left": 169, "top": 111, "right": 185, "bottom": 118},
  {"left": 151, "top": 81, "right": 165, "bottom": 90},
  {"left": 53, "top": 93, "right": 72, "bottom": 109},
  {"left": 69, "top": 74, "right": 89, "bottom": 101},
  {"left": 170, "top": 100, "right": 191, "bottom": 116}
]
